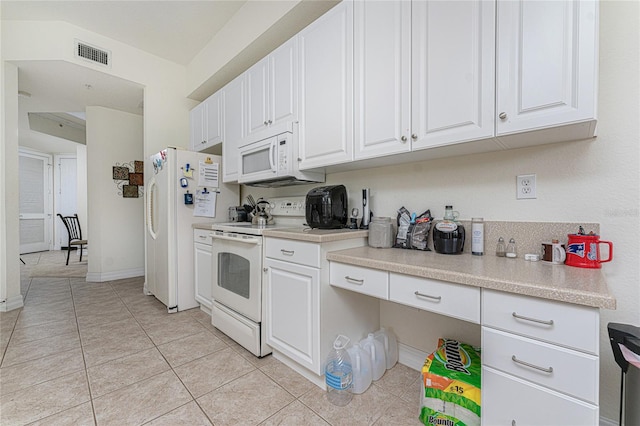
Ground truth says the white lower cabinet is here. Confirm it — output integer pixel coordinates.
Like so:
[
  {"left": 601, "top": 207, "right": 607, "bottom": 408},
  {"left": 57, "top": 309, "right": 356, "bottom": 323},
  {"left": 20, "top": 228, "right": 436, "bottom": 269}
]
[
  {"left": 265, "top": 237, "right": 378, "bottom": 380},
  {"left": 482, "top": 367, "right": 598, "bottom": 426},
  {"left": 193, "top": 229, "right": 213, "bottom": 310},
  {"left": 481, "top": 290, "right": 600, "bottom": 425},
  {"left": 265, "top": 258, "right": 319, "bottom": 372}
]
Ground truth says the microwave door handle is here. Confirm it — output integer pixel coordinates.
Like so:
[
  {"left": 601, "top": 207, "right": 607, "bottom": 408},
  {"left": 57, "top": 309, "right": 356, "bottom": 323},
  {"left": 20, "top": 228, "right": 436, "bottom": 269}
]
[{"left": 269, "top": 139, "right": 277, "bottom": 173}]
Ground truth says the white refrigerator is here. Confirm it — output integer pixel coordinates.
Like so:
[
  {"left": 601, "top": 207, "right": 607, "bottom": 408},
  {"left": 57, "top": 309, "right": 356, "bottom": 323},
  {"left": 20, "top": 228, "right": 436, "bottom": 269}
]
[{"left": 145, "top": 148, "right": 239, "bottom": 312}]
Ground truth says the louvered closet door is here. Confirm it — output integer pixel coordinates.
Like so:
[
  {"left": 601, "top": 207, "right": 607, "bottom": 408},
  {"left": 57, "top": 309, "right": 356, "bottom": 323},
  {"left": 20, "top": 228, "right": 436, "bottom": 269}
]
[{"left": 19, "top": 150, "right": 53, "bottom": 253}]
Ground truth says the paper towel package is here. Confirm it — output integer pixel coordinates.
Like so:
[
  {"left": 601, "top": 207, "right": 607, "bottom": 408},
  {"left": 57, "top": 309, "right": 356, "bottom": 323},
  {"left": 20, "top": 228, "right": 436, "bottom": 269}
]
[{"left": 419, "top": 338, "right": 481, "bottom": 426}]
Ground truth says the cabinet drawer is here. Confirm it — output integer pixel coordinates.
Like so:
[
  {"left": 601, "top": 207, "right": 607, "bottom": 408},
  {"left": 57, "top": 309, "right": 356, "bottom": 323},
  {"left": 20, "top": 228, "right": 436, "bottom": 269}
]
[
  {"left": 482, "top": 327, "right": 598, "bottom": 404},
  {"left": 482, "top": 289, "right": 599, "bottom": 354},
  {"left": 265, "top": 238, "right": 320, "bottom": 268},
  {"left": 482, "top": 366, "right": 598, "bottom": 426},
  {"left": 330, "top": 262, "right": 389, "bottom": 299},
  {"left": 194, "top": 229, "right": 212, "bottom": 245},
  {"left": 389, "top": 273, "right": 480, "bottom": 324}
]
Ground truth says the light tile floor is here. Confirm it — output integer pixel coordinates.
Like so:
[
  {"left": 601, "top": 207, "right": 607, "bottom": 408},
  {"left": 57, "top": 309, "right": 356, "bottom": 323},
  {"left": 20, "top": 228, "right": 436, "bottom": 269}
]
[{"left": 1, "top": 251, "right": 423, "bottom": 425}]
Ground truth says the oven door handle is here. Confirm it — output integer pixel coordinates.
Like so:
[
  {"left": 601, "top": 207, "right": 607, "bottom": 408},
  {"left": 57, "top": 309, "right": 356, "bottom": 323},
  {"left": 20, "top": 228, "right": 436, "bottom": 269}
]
[{"left": 209, "top": 233, "right": 261, "bottom": 245}]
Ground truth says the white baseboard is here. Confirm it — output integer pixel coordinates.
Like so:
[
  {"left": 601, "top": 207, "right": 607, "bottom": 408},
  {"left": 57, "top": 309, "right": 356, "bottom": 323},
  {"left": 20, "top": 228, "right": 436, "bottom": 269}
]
[
  {"left": 398, "top": 342, "right": 428, "bottom": 371},
  {"left": 0, "top": 294, "right": 24, "bottom": 312},
  {"left": 86, "top": 267, "right": 144, "bottom": 283}
]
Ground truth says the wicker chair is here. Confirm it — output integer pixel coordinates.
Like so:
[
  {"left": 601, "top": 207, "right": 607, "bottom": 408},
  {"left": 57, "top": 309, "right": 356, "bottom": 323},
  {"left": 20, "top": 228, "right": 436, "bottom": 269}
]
[{"left": 57, "top": 214, "right": 88, "bottom": 265}]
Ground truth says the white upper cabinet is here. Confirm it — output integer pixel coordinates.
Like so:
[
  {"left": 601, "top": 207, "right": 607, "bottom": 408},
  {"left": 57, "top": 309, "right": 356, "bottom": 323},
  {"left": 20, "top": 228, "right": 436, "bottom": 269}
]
[
  {"left": 189, "top": 102, "right": 206, "bottom": 151},
  {"left": 245, "top": 37, "right": 298, "bottom": 142},
  {"left": 190, "top": 91, "right": 223, "bottom": 152},
  {"left": 222, "top": 74, "right": 245, "bottom": 182},
  {"left": 496, "top": 0, "right": 598, "bottom": 136},
  {"left": 298, "top": 1, "right": 354, "bottom": 170},
  {"left": 411, "top": 0, "right": 496, "bottom": 150},
  {"left": 354, "top": 0, "right": 412, "bottom": 160}
]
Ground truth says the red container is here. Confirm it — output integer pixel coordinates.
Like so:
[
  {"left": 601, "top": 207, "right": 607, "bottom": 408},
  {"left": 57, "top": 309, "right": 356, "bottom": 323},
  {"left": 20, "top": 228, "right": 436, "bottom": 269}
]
[{"left": 565, "top": 234, "right": 613, "bottom": 268}]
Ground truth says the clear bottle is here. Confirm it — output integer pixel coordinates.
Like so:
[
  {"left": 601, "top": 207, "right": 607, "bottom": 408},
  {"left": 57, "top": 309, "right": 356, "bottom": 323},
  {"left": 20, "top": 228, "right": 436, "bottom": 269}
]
[
  {"left": 325, "top": 335, "right": 353, "bottom": 406},
  {"left": 506, "top": 238, "right": 517, "bottom": 258},
  {"left": 443, "top": 205, "right": 460, "bottom": 221},
  {"left": 496, "top": 237, "right": 506, "bottom": 257},
  {"left": 471, "top": 218, "right": 484, "bottom": 256}
]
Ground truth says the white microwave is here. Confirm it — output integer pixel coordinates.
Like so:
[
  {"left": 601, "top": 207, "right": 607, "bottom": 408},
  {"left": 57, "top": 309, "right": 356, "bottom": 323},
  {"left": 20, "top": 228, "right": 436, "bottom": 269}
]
[{"left": 237, "top": 129, "right": 324, "bottom": 187}]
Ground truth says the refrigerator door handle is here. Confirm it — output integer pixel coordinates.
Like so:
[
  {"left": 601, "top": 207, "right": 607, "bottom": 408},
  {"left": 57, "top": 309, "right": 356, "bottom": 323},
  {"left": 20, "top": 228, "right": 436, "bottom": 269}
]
[{"left": 147, "top": 177, "right": 158, "bottom": 240}]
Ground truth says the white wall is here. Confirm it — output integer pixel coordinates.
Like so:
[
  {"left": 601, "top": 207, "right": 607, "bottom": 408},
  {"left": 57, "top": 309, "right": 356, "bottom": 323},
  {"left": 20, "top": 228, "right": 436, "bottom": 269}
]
[
  {"left": 85, "top": 107, "right": 143, "bottom": 281},
  {"left": 0, "top": 61, "right": 23, "bottom": 311},
  {"left": 245, "top": 1, "right": 639, "bottom": 420}
]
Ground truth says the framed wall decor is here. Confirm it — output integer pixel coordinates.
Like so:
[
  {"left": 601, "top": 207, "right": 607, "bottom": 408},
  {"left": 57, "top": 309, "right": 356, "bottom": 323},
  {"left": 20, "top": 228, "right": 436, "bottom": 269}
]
[{"left": 112, "top": 160, "right": 144, "bottom": 198}]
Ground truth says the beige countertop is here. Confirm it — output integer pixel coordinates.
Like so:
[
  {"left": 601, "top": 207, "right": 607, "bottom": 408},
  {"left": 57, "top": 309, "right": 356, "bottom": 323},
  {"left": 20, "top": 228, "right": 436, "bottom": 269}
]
[
  {"left": 326, "top": 246, "right": 615, "bottom": 309},
  {"left": 263, "top": 228, "right": 369, "bottom": 243}
]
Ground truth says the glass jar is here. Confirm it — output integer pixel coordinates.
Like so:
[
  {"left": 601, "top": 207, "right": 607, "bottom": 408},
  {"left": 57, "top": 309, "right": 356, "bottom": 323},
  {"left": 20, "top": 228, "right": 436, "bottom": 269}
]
[
  {"left": 506, "top": 238, "right": 517, "bottom": 258},
  {"left": 368, "top": 217, "right": 394, "bottom": 248},
  {"left": 496, "top": 237, "right": 506, "bottom": 257}
]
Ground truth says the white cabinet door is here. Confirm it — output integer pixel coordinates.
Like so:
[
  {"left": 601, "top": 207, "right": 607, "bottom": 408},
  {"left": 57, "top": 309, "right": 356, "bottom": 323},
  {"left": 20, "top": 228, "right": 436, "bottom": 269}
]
[
  {"left": 482, "top": 366, "right": 598, "bottom": 426},
  {"left": 245, "top": 37, "right": 298, "bottom": 143},
  {"left": 245, "top": 56, "right": 270, "bottom": 139},
  {"left": 496, "top": 0, "right": 598, "bottom": 135},
  {"left": 298, "top": 1, "right": 354, "bottom": 169},
  {"left": 189, "top": 102, "right": 206, "bottom": 151},
  {"left": 222, "top": 75, "right": 245, "bottom": 182},
  {"left": 205, "top": 91, "right": 223, "bottom": 146},
  {"left": 194, "top": 240, "right": 212, "bottom": 310},
  {"left": 411, "top": 0, "right": 495, "bottom": 149},
  {"left": 354, "top": 0, "right": 411, "bottom": 160},
  {"left": 270, "top": 37, "right": 298, "bottom": 128},
  {"left": 265, "top": 258, "right": 320, "bottom": 373}
]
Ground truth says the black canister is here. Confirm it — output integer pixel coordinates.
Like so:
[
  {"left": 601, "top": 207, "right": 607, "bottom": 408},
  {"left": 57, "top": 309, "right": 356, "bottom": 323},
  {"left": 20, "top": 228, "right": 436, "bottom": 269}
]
[{"left": 433, "top": 221, "right": 465, "bottom": 254}]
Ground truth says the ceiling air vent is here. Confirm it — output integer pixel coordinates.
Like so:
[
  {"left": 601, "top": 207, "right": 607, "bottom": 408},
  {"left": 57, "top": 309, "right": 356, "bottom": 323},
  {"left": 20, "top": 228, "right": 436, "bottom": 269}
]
[{"left": 75, "top": 40, "right": 111, "bottom": 67}]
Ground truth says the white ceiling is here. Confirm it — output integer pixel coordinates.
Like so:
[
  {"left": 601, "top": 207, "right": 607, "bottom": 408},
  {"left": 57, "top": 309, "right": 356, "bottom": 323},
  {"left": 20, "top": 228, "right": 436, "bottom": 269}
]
[
  {"left": 1, "top": 1, "right": 248, "bottom": 152},
  {"left": 1, "top": 1, "right": 246, "bottom": 66}
]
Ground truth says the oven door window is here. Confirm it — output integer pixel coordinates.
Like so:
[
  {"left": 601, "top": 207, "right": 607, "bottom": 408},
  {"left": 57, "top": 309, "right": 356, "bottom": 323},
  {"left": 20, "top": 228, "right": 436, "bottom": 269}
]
[{"left": 217, "top": 252, "right": 250, "bottom": 299}]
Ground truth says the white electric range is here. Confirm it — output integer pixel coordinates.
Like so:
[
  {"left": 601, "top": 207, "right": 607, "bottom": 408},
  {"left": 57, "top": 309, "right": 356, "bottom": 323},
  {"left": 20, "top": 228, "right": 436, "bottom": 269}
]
[{"left": 209, "top": 196, "right": 306, "bottom": 357}]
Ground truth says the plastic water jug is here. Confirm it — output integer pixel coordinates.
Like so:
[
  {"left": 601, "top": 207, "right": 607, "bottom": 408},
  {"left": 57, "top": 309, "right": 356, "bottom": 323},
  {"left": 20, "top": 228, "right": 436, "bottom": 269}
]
[
  {"left": 374, "top": 327, "right": 398, "bottom": 369},
  {"left": 324, "top": 335, "right": 353, "bottom": 406},
  {"left": 347, "top": 343, "right": 372, "bottom": 394},
  {"left": 360, "top": 333, "right": 386, "bottom": 381}
]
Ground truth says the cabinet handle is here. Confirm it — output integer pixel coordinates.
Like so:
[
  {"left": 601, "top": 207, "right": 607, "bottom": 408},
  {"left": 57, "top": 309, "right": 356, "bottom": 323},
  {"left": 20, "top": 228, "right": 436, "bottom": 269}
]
[
  {"left": 499, "top": 112, "right": 508, "bottom": 120},
  {"left": 401, "top": 135, "right": 407, "bottom": 142},
  {"left": 264, "top": 121, "right": 268, "bottom": 126},
  {"left": 268, "top": 120, "right": 273, "bottom": 125},
  {"left": 198, "top": 235, "right": 207, "bottom": 239},
  {"left": 512, "top": 312, "right": 554, "bottom": 326},
  {"left": 263, "top": 268, "right": 268, "bottom": 272},
  {"left": 511, "top": 355, "right": 553, "bottom": 374},
  {"left": 345, "top": 276, "right": 364, "bottom": 285},
  {"left": 280, "top": 249, "right": 295, "bottom": 256},
  {"left": 414, "top": 291, "right": 442, "bottom": 302},
  {"left": 411, "top": 134, "right": 418, "bottom": 140},
  {"left": 512, "top": 421, "right": 516, "bottom": 426}
]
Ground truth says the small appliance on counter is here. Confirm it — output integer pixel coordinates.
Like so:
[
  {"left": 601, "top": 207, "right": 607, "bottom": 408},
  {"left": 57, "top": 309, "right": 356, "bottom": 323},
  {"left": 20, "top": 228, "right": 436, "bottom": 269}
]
[
  {"left": 360, "top": 188, "right": 372, "bottom": 229},
  {"left": 306, "top": 184, "right": 348, "bottom": 229},
  {"left": 228, "top": 206, "right": 248, "bottom": 222},
  {"left": 433, "top": 205, "right": 465, "bottom": 254}
]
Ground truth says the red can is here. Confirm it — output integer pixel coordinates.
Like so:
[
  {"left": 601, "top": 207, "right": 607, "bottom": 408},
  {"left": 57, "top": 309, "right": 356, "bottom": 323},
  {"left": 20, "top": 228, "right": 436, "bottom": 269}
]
[{"left": 565, "top": 233, "right": 613, "bottom": 268}]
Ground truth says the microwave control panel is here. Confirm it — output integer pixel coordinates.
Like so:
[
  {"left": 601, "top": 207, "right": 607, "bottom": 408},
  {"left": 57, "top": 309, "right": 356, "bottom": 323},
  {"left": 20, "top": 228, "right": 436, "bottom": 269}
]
[{"left": 278, "top": 138, "right": 289, "bottom": 173}]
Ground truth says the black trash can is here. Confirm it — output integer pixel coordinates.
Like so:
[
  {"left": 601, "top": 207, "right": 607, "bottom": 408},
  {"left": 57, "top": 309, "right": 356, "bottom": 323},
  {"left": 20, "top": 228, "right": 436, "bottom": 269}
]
[{"left": 608, "top": 323, "right": 640, "bottom": 425}]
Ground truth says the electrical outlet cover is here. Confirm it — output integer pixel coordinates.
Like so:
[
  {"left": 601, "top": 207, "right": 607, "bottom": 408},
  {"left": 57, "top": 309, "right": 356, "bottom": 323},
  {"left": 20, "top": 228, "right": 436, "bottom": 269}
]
[{"left": 517, "top": 174, "right": 537, "bottom": 199}]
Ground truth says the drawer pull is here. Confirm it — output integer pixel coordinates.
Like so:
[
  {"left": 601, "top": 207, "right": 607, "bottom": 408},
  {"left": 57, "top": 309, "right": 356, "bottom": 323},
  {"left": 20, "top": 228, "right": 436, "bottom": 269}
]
[
  {"left": 345, "top": 276, "right": 364, "bottom": 285},
  {"left": 512, "top": 312, "right": 554, "bottom": 326},
  {"left": 511, "top": 355, "right": 553, "bottom": 374},
  {"left": 280, "top": 249, "right": 295, "bottom": 256},
  {"left": 414, "top": 291, "right": 442, "bottom": 302}
]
